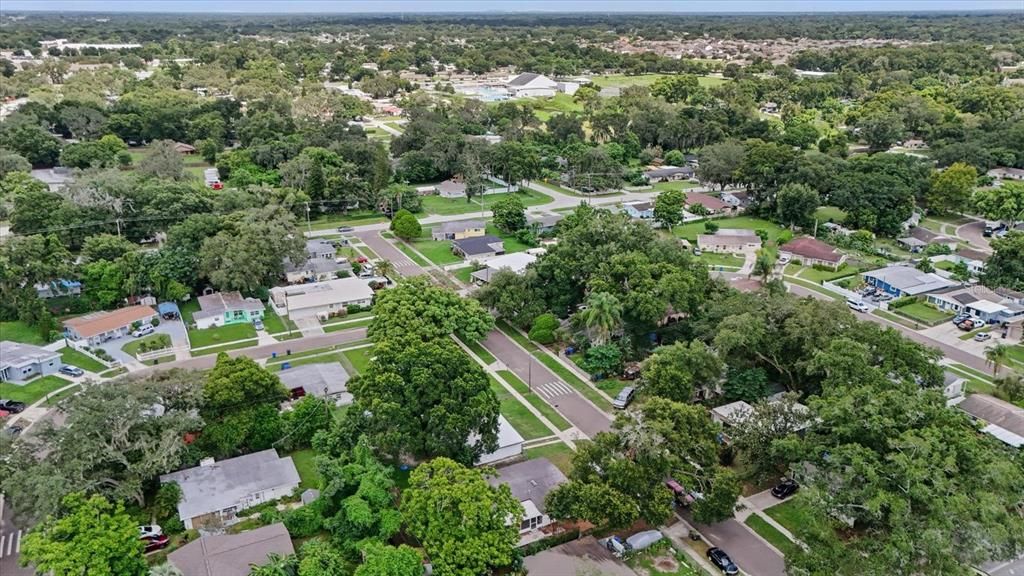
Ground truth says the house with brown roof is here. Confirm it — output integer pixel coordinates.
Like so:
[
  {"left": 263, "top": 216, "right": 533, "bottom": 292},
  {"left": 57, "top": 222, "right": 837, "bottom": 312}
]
[
  {"left": 168, "top": 523, "right": 295, "bottom": 576},
  {"left": 684, "top": 192, "right": 732, "bottom": 215},
  {"left": 952, "top": 394, "right": 1024, "bottom": 448},
  {"left": 779, "top": 237, "right": 846, "bottom": 269},
  {"left": 63, "top": 305, "right": 157, "bottom": 345},
  {"left": 173, "top": 142, "right": 196, "bottom": 154},
  {"left": 697, "top": 229, "right": 762, "bottom": 254}
]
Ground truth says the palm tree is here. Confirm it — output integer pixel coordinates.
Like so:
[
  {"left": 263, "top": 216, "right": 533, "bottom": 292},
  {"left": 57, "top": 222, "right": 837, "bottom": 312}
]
[
  {"left": 995, "top": 371, "right": 1024, "bottom": 404},
  {"left": 752, "top": 250, "right": 776, "bottom": 282},
  {"left": 985, "top": 342, "right": 1009, "bottom": 376},
  {"left": 150, "top": 564, "right": 182, "bottom": 576},
  {"left": 250, "top": 553, "right": 298, "bottom": 576},
  {"left": 576, "top": 292, "right": 623, "bottom": 346},
  {"left": 375, "top": 259, "right": 395, "bottom": 283}
]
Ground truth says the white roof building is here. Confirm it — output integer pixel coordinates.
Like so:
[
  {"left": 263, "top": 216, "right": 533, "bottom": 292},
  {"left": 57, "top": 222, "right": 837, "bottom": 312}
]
[
  {"left": 269, "top": 277, "right": 375, "bottom": 320},
  {"left": 473, "top": 415, "right": 525, "bottom": 466},
  {"left": 470, "top": 252, "right": 538, "bottom": 284}
]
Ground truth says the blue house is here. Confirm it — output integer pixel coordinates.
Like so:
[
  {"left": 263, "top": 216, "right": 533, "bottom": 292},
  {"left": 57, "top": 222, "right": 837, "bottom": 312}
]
[
  {"left": 623, "top": 201, "right": 654, "bottom": 220},
  {"left": 862, "top": 266, "right": 956, "bottom": 297}
]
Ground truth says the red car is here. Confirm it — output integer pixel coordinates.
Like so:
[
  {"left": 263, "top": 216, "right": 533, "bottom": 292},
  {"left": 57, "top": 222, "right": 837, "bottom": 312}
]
[
  {"left": 142, "top": 534, "right": 170, "bottom": 554},
  {"left": 355, "top": 256, "right": 369, "bottom": 263}
]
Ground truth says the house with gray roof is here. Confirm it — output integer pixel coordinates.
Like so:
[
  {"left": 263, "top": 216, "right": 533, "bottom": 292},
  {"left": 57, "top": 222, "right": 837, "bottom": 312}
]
[
  {"left": 160, "top": 449, "right": 300, "bottom": 530},
  {"left": 862, "top": 266, "right": 956, "bottom": 298},
  {"left": 432, "top": 219, "right": 486, "bottom": 241},
  {"left": 952, "top": 394, "right": 1024, "bottom": 448},
  {"left": 643, "top": 165, "right": 695, "bottom": 182},
  {"left": 0, "top": 341, "right": 62, "bottom": 383},
  {"left": 193, "top": 291, "right": 266, "bottom": 330},
  {"left": 168, "top": 523, "right": 295, "bottom": 576},
  {"left": 526, "top": 213, "right": 563, "bottom": 234},
  {"left": 507, "top": 73, "right": 558, "bottom": 98},
  {"left": 452, "top": 235, "right": 506, "bottom": 259},
  {"left": 487, "top": 458, "right": 567, "bottom": 535},
  {"left": 284, "top": 239, "right": 351, "bottom": 284},
  {"left": 276, "top": 361, "right": 352, "bottom": 405}
]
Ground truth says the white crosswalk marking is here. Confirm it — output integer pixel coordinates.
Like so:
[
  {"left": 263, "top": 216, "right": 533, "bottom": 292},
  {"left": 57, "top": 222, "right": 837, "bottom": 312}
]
[
  {"left": 0, "top": 530, "right": 22, "bottom": 558},
  {"left": 535, "top": 381, "right": 573, "bottom": 398},
  {"left": 14, "top": 530, "right": 20, "bottom": 554},
  {"left": 1, "top": 535, "right": 5, "bottom": 558}
]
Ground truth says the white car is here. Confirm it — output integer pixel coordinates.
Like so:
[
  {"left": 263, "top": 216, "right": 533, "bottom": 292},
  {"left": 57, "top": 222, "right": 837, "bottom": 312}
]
[
  {"left": 846, "top": 298, "right": 870, "bottom": 313},
  {"left": 132, "top": 325, "right": 155, "bottom": 338},
  {"left": 974, "top": 332, "right": 992, "bottom": 342},
  {"left": 138, "top": 525, "right": 162, "bottom": 539}
]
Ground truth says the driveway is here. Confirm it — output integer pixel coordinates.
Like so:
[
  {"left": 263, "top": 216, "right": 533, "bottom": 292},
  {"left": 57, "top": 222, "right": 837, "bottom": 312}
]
[
  {"left": 746, "top": 489, "right": 786, "bottom": 512},
  {"left": 480, "top": 330, "right": 612, "bottom": 439},
  {"left": 680, "top": 510, "right": 786, "bottom": 576},
  {"left": 956, "top": 220, "right": 992, "bottom": 253}
]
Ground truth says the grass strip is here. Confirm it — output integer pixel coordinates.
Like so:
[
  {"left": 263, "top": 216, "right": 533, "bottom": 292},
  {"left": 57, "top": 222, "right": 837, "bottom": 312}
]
[
  {"left": 190, "top": 339, "right": 258, "bottom": 356},
  {"left": 745, "top": 515, "right": 797, "bottom": 556},
  {"left": 496, "top": 370, "right": 572, "bottom": 431}
]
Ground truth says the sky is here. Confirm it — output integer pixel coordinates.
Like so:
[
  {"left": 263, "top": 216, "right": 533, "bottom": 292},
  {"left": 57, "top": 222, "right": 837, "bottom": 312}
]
[{"left": 2, "top": 0, "right": 1021, "bottom": 14}]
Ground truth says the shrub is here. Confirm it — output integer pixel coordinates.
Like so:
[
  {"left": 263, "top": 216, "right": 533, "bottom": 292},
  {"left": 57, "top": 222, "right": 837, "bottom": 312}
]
[
  {"left": 778, "top": 230, "right": 794, "bottom": 245},
  {"left": 704, "top": 221, "right": 719, "bottom": 234},
  {"left": 151, "top": 317, "right": 160, "bottom": 327},
  {"left": 283, "top": 504, "right": 323, "bottom": 538},
  {"left": 581, "top": 344, "right": 623, "bottom": 378},
  {"left": 791, "top": 259, "right": 802, "bottom": 266},
  {"left": 528, "top": 313, "right": 559, "bottom": 344},
  {"left": 890, "top": 296, "right": 917, "bottom": 309}
]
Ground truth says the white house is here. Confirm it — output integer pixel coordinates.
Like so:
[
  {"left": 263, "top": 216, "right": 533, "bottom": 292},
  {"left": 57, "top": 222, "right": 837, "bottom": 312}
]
[
  {"left": 926, "top": 286, "right": 1024, "bottom": 324},
  {"left": 623, "top": 201, "right": 654, "bottom": 220},
  {"left": 697, "top": 229, "right": 762, "bottom": 254},
  {"left": 507, "top": 73, "right": 558, "bottom": 98},
  {"left": 473, "top": 415, "right": 525, "bottom": 466},
  {"left": 269, "top": 277, "right": 375, "bottom": 321},
  {"left": 0, "top": 341, "right": 62, "bottom": 383},
  {"left": 487, "top": 458, "right": 568, "bottom": 537},
  {"left": 160, "top": 450, "right": 300, "bottom": 530},
  {"left": 469, "top": 252, "right": 538, "bottom": 284}
]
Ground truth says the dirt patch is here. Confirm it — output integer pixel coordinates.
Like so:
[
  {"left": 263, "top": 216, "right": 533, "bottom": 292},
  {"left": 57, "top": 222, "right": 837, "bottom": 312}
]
[{"left": 653, "top": 555, "right": 679, "bottom": 572}]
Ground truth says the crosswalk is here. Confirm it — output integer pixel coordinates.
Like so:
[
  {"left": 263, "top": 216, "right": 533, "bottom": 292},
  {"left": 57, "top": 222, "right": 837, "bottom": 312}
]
[
  {"left": 533, "top": 380, "right": 575, "bottom": 399},
  {"left": 0, "top": 530, "right": 21, "bottom": 559}
]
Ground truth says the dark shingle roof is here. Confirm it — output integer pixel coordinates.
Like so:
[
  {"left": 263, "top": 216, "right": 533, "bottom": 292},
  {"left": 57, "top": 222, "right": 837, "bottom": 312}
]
[
  {"left": 453, "top": 235, "right": 504, "bottom": 256},
  {"left": 509, "top": 72, "right": 542, "bottom": 86}
]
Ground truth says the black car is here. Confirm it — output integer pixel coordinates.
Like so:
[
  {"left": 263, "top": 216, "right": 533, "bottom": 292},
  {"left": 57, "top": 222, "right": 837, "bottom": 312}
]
[
  {"left": 771, "top": 478, "right": 799, "bottom": 499},
  {"left": 707, "top": 547, "right": 739, "bottom": 575},
  {"left": 0, "top": 400, "right": 27, "bottom": 413},
  {"left": 4, "top": 425, "right": 23, "bottom": 437}
]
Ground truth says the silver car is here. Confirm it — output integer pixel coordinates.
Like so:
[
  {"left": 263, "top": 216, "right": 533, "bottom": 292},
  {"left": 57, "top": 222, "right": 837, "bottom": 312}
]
[{"left": 612, "top": 386, "right": 636, "bottom": 409}]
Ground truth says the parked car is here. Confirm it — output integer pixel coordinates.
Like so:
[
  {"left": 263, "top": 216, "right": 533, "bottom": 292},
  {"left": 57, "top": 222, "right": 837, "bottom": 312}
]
[
  {"left": 957, "top": 319, "right": 976, "bottom": 331},
  {"left": 846, "top": 298, "right": 870, "bottom": 313},
  {"left": 0, "top": 400, "right": 27, "bottom": 413},
  {"left": 974, "top": 332, "right": 992, "bottom": 342},
  {"left": 138, "top": 525, "right": 163, "bottom": 539},
  {"left": 4, "top": 425, "right": 23, "bottom": 437},
  {"left": 59, "top": 365, "right": 85, "bottom": 377},
  {"left": 771, "top": 478, "right": 799, "bottom": 499},
  {"left": 253, "top": 318, "right": 265, "bottom": 331},
  {"left": 132, "top": 324, "right": 155, "bottom": 338},
  {"left": 707, "top": 547, "right": 739, "bottom": 575},
  {"left": 611, "top": 386, "right": 636, "bottom": 409},
  {"left": 953, "top": 314, "right": 970, "bottom": 324},
  {"left": 141, "top": 534, "right": 170, "bottom": 554},
  {"left": 337, "top": 226, "right": 355, "bottom": 233},
  {"left": 693, "top": 248, "right": 703, "bottom": 256}
]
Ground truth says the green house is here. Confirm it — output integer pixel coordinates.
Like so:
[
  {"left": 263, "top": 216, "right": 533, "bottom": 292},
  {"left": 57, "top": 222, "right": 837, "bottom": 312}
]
[{"left": 193, "top": 292, "right": 265, "bottom": 329}]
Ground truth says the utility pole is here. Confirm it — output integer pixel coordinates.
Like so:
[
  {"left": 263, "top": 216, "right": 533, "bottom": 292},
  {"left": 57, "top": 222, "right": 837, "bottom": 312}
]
[{"left": 305, "top": 202, "right": 312, "bottom": 234}]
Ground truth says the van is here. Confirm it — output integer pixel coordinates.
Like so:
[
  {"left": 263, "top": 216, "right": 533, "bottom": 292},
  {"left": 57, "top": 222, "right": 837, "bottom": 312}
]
[
  {"left": 612, "top": 386, "right": 636, "bottom": 409},
  {"left": 846, "top": 297, "right": 869, "bottom": 313},
  {"left": 132, "top": 324, "right": 155, "bottom": 337},
  {"left": 984, "top": 221, "right": 1005, "bottom": 237}
]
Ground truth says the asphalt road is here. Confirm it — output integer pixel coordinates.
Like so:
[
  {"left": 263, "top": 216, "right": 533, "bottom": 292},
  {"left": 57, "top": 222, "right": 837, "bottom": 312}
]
[
  {"left": 0, "top": 498, "right": 33, "bottom": 576},
  {"left": 356, "top": 230, "right": 427, "bottom": 277},
  {"left": 955, "top": 220, "right": 993, "bottom": 253},
  {"left": 679, "top": 510, "right": 786, "bottom": 576},
  {"left": 480, "top": 329, "right": 613, "bottom": 439}
]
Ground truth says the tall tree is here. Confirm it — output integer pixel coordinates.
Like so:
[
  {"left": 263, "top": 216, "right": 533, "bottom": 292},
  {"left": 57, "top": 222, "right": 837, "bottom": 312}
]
[
  {"left": 401, "top": 458, "right": 522, "bottom": 576},
  {"left": 19, "top": 493, "right": 146, "bottom": 576},
  {"left": 199, "top": 354, "right": 289, "bottom": 458},
  {"left": 491, "top": 195, "right": 526, "bottom": 233},
  {"left": 775, "top": 182, "right": 820, "bottom": 228},
  {"left": 653, "top": 188, "right": 686, "bottom": 229},
  {"left": 927, "top": 162, "right": 976, "bottom": 215},
  {"left": 982, "top": 231, "right": 1024, "bottom": 291},
  {"left": 640, "top": 340, "right": 724, "bottom": 403},
  {"left": 368, "top": 277, "right": 494, "bottom": 345},
  {"left": 199, "top": 206, "right": 306, "bottom": 294},
  {"left": 573, "top": 291, "right": 623, "bottom": 345}
]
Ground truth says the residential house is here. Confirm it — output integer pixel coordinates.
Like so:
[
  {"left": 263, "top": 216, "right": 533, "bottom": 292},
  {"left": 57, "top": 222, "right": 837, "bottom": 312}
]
[
  {"left": 951, "top": 394, "right": 1024, "bottom": 448},
  {"left": 684, "top": 192, "right": 731, "bottom": 216},
  {"left": 432, "top": 219, "right": 486, "bottom": 241},
  {"left": 35, "top": 279, "right": 82, "bottom": 299},
  {"left": 696, "top": 229, "right": 762, "bottom": 254},
  {"left": 0, "top": 341, "right": 62, "bottom": 383},
  {"left": 63, "top": 305, "right": 158, "bottom": 345},
  {"left": 276, "top": 362, "right": 352, "bottom": 405},
  {"left": 524, "top": 537, "right": 635, "bottom": 576},
  {"left": 452, "top": 235, "right": 506, "bottom": 260},
  {"left": 683, "top": 153, "right": 700, "bottom": 167},
  {"left": 526, "top": 213, "right": 563, "bottom": 234},
  {"left": 953, "top": 247, "right": 990, "bottom": 274},
  {"left": 507, "top": 73, "right": 558, "bottom": 98},
  {"left": 473, "top": 415, "right": 525, "bottom": 466},
  {"left": 902, "top": 139, "right": 928, "bottom": 150},
  {"left": 760, "top": 101, "right": 779, "bottom": 113},
  {"left": 437, "top": 178, "right": 468, "bottom": 198},
  {"left": 711, "top": 400, "right": 753, "bottom": 427},
  {"left": 926, "top": 286, "right": 1024, "bottom": 324},
  {"left": 987, "top": 167, "right": 1024, "bottom": 182},
  {"left": 623, "top": 201, "right": 654, "bottom": 219},
  {"left": 193, "top": 292, "right": 265, "bottom": 330},
  {"left": 942, "top": 371, "right": 965, "bottom": 400},
  {"left": 643, "top": 165, "right": 695, "bottom": 182},
  {"left": 862, "top": 266, "right": 956, "bottom": 298},
  {"left": 173, "top": 142, "right": 196, "bottom": 154},
  {"left": 720, "top": 190, "right": 750, "bottom": 209},
  {"left": 30, "top": 167, "right": 74, "bottom": 191},
  {"left": 487, "top": 458, "right": 568, "bottom": 536},
  {"left": 779, "top": 237, "right": 846, "bottom": 269},
  {"left": 168, "top": 523, "right": 295, "bottom": 576},
  {"left": 822, "top": 222, "right": 853, "bottom": 237},
  {"left": 901, "top": 211, "right": 922, "bottom": 232},
  {"left": 470, "top": 252, "right": 538, "bottom": 284},
  {"left": 907, "top": 226, "right": 958, "bottom": 252},
  {"left": 269, "top": 277, "right": 375, "bottom": 321},
  {"left": 160, "top": 449, "right": 301, "bottom": 530},
  {"left": 284, "top": 239, "right": 351, "bottom": 284},
  {"left": 897, "top": 236, "right": 928, "bottom": 254}
]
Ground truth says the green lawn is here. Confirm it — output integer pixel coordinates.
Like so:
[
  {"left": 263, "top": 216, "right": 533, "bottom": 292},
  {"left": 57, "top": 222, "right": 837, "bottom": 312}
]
[
  {"left": 188, "top": 322, "right": 257, "bottom": 349},
  {"left": 745, "top": 515, "right": 798, "bottom": 556},
  {"left": 489, "top": 377, "right": 552, "bottom": 441},
  {"left": 410, "top": 232, "right": 463, "bottom": 266},
  {"left": 190, "top": 339, "right": 258, "bottom": 356},
  {"left": 525, "top": 443, "right": 576, "bottom": 476},
  {"left": 624, "top": 539, "right": 701, "bottom": 576},
  {"left": 1007, "top": 345, "right": 1024, "bottom": 367},
  {"left": 452, "top": 266, "right": 478, "bottom": 284},
  {"left": 814, "top": 206, "right": 848, "bottom": 223},
  {"left": 121, "top": 333, "right": 172, "bottom": 358},
  {"left": 539, "top": 179, "right": 622, "bottom": 197},
  {"left": 485, "top": 224, "right": 534, "bottom": 254},
  {"left": 265, "top": 341, "right": 370, "bottom": 364},
  {"left": 785, "top": 277, "right": 845, "bottom": 301},
  {"left": 697, "top": 252, "right": 745, "bottom": 268},
  {"left": 0, "top": 320, "right": 51, "bottom": 345},
  {"left": 420, "top": 188, "right": 553, "bottom": 216},
  {"left": 261, "top": 306, "right": 298, "bottom": 337},
  {"left": 673, "top": 217, "right": 785, "bottom": 243},
  {"left": 894, "top": 302, "right": 953, "bottom": 325},
  {"left": 764, "top": 498, "right": 815, "bottom": 537},
  {"left": 60, "top": 347, "right": 107, "bottom": 372},
  {"left": 289, "top": 449, "right": 322, "bottom": 491},
  {"left": 384, "top": 122, "right": 404, "bottom": 133},
  {"left": 496, "top": 370, "right": 573, "bottom": 431},
  {"left": 796, "top": 265, "right": 861, "bottom": 283},
  {"left": 270, "top": 351, "right": 346, "bottom": 370},
  {"left": 0, "top": 375, "right": 71, "bottom": 404},
  {"left": 343, "top": 346, "right": 375, "bottom": 374},
  {"left": 648, "top": 180, "right": 701, "bottom": 192},
  {"left": 323, "top": 317, "right": 373, "bottom": 332},
  {"left": 464, "top": 339, "right": 497, "bottom": 364},
  {"left": 595, "top": 378, "right": 631, "bottom": 399},
  {"left": 99, "top": 366, "right": 129, "bottom": 378},
  {"left": 395, "top": 242, "right": 431, "bottom": 267},
  {"left": 308, "top": 210, "right": 388, "bottom": 231}
]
